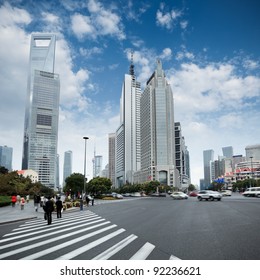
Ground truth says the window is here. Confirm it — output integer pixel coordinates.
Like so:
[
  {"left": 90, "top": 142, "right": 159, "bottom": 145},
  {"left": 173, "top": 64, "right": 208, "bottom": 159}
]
[{"left": 37, "top": 114, "right": 52, "bottom": 126}]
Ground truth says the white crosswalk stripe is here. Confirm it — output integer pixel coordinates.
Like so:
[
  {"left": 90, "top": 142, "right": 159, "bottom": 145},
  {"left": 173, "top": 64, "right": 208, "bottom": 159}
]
[{"left": 0, "top": 210, "right": 177, "bottom": 260}]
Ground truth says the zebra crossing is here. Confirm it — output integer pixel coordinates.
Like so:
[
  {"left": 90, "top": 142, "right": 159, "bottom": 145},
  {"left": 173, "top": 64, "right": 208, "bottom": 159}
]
[{"left": 0, "top": 210, "right": 177, "bottom": 260}]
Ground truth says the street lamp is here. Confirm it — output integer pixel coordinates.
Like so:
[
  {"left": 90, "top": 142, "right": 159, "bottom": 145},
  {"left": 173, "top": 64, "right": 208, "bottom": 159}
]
[
  {"left": 250, "top": 156, "right": 253, "bottom": 188},
  {"left": 83, "top": 137, "right": 89, "bottom": 195}
]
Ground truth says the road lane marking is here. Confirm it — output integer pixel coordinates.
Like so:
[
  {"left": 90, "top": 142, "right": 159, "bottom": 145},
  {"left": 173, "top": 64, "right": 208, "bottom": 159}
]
[
  {"left": 56, "top": 228, "right": 126, "bottom": 260},
  {"left": 129, "top": 242, "right": 155, "bottom": 260},
  {"left": 20, "top": 224, "right": 117, "bottom": 260},
  {"left": 92, "top": 234, "right": 138, "bottom": 260}
]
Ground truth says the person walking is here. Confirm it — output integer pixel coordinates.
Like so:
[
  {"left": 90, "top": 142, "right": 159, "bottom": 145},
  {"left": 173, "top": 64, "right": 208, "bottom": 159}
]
[
  {"left": 20, "top": 197, "right": 25, "bottom": 210},
  {"left": 34, "top": 194, "right": 41, "bottom": 212},
  {"left": 79, "top": 196, "right": 84, "bottom": 211},
  {"left": 55, "top": 197, "right": 63, "bottom": 218},
  {"left": 11, "top": 195, "right": 17, "bottom": 207},
  {"left": 45, "top": 197, "right": 54, "bottom": 225},
  {"left": 26, "top": 194, "right": 30, "bottom": 203},
  {"left": 86, "top": 195, "right": 90, "bottom": 207}
]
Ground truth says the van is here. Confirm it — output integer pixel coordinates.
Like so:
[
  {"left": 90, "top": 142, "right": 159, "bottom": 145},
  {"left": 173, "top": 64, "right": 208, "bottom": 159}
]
[{"left": 243, "top": 187, "right": 260, "bottom": 197}]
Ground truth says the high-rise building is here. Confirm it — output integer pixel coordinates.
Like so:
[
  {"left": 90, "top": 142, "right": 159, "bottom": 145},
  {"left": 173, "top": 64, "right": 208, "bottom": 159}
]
[
  {"left": 138, "top": 60, "right": 176, "bottom": 187},
  {"left": 108, "top": 133, "right": 116, "bottom": 187},
  {"left": 115, "top": 55, "right": 141, "bottom": 187},
  {"left": 175, "top": 122, "right": 190, "bottom": 189},
  {"left": 63, "top": 151, "right": 72, "bottom": 186},
  {"left": 22, "top": 34, "right": 60, "bottom": 189},
  {"left": 245, "top": 144, "right": 260, "bottom": 161},
  {"left": 93, "top": 155, "right": 103, "bottom": 177},
  {"left": 203, "top": 149, "right": 214, "bottom": 188},
  {"left": 222, "top": 146, "right": 234, "bottom": 158},
  {"left": 0, "top": 145, "right": 13, "bottom": 171}
]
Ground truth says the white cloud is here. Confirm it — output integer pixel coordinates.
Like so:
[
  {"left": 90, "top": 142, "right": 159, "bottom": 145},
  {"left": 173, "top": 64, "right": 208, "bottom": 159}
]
[
  {"left": 0, "top": 2, "right": 31, "bottom": 26},
  {"left": 159, "top": 48, "right": 172, "bottom": 60},
  {"left": 71, "top": 0, "right": 125, "bottom": 40},
  {"left": 156, "top": 5, "right": 183, "bottom": 30}
]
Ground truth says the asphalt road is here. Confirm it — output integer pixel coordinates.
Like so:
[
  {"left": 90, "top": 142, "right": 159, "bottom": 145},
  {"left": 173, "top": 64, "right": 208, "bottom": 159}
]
[
  {"left": 91, "top": 194, "right": 260, "bottom": 260},
  {"left": 0, "top": 193, "right": 260, "bottom": 260}
]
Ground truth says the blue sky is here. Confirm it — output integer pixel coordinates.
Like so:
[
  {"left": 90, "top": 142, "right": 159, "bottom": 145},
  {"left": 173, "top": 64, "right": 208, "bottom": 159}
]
[{"left": 0, "top": 0, "right": 259, "bottom": 186}]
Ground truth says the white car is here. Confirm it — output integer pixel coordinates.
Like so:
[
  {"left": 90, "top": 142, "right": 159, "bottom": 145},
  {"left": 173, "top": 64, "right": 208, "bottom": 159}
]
[
  {"left": 243, "top": 187, "right": 260, "bottom": 197},
  {"left": 197, "top": 190, "right": 222, "bottom": 201},
  {"left": 170, "top": 192, "right": 188, "bottom": 200},
  {"left": 221, "top": 190, "right": 232, "bottom": 196}
]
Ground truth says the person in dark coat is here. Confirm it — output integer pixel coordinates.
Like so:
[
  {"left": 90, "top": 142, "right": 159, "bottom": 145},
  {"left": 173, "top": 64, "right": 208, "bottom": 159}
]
[
  {"left": 55, "top": 197, "right": 63, "bottom": 218},
  {"left": 45, "top": 197, "right": 54, "bottom": 225}
]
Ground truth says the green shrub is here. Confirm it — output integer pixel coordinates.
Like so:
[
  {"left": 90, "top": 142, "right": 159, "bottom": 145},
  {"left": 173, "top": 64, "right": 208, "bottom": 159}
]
[{"left": 0, "top": 196, "right": 11, "bottom": 207}]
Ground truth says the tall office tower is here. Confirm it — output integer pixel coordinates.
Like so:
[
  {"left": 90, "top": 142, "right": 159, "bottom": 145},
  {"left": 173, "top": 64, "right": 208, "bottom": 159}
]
[
  {"left": 222, "top": 146, "right": 234, "bottom": 158},
  {"left": 175, "top": 122, "right": 190, "bottom": 189},
  {"left": 63, "top": 151, "right": 72, "bottom": 186},
  {"left": 245, "top": 144, "right": 260, "bottom": 161},
  {"left": 108, "top": 133, "right": 116, "bottom": 187},
  {"left": 93, "top": 155, "right": 103, "bottom": 177},
  {"left": 203, "top": 149, "right": 214, "bottom": 188},
  {"left": 56, "top": 154, "right": 60, "bottom": 190},
  {"left": 0, "top": 145, "right": 13, "bottom": 171},
  {"left": 139, "top": 60, "right": 176, "bottom": 187},
  {"left": 115, "top": 55, "right": 141, "bottom": 187},
  {"left": 22, "top": 34, "right": 60, "bottom": 189}
]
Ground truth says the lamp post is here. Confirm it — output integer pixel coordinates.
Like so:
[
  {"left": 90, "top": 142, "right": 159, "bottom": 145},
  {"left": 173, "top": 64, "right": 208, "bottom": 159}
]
[
  {"left": 250, "top": 156, "right": 253, "bottom": 188},
  {"left": 83, "top": 137, "right": 89, "bottom": 195}
]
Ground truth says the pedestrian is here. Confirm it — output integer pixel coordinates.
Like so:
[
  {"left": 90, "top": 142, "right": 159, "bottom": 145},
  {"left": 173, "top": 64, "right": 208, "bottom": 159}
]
[
  {"left": 91, "top": 196, "right": 94, "bottom": 206},
  {"left": 45, "top": 197, "right": 54, "bottom": 225},
  {"left": 11, "top": 195, "right": 17, "bottom": 207},
  {"left": 86, "top": 195, "right": 90, "bottom": 207},
  {"left": 79, "top": 196, "right": 83, "bottom": 211},
  {"left": 20, "top": 197, "right": 25, "bottom": 210},
  {"left": 55, "top": 197, "right": 63, "bottom": 218},
  {"left": 26, "top": 194, "right": 30, "bottom": 203},
  {"left": 16, "top": 194, "right": 21, "bottom": 205},
  {"left": 34, "top": 194, "right": 41, "bottom": 212}
]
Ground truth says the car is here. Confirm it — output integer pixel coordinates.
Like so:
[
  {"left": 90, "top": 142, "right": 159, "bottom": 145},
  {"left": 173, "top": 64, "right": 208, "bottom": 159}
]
[
  {"left": 221, "top": 190, "right": 232, "bottom": 196},
  {"left": 189, "top": 191, "right": 198, "bottom": 197},
  {"left": 170, "top": 192, "right": 188, "bottom": 200},
  {"left": 197, "top": 190, "right": 222, "bottom": 201},
  {"left": 242, "top": 187, "right": 260, "bottom": 197},
  {"left": 115, "top": 194, "right": 123, "bottom": 199}
]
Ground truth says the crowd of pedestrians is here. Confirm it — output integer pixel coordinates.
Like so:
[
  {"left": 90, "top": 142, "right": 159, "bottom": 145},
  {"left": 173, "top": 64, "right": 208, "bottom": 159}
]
[{"left": 9, "top": 192, "right": 95, "bottom": 225}]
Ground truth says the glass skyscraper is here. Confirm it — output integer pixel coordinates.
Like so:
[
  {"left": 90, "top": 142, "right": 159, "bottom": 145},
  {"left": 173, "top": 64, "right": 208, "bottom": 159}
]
[
  {"left": 63, "top": 151, "right": 72, "bottom": 186},
  {"left": 203, "top": 149, "right": 214, "bottom": 188},
  {"left": 0, "top": 145, "right": 13, "bottom": 171},
  {"left": 139, "top": 60, "right": 176, "bottom": 187},
  {"left": 22, "top": 34, "right": 60, "bottom": 189},
  {"left": 115, "top": 57, "right": 141, "bottom": 186}
]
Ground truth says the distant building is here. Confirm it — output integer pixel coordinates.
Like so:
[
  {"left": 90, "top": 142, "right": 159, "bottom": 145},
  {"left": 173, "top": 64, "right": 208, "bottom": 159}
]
[
  {"left": 245, "top": 144, "right": 260, "bottom": 161},
  {"left": 203, "top": 149, "right": 214, "bottom": 188},
  {"left": 108, "top": 133, "right": 116, "bottom": 187},
  {"left": 222, "top": 146, "right": 234, "bottom": 158},
  {"left": 0, "top": 145, "right": 13, "bottom": 171},
  {"left": 63, "top": 151, "right": 72, "bottom": 185},
  {"left": 17, "top": 169, "right": 38, "bottom": 183},
  {"left": 93, "top": 155, "right": 103, "bottom": 177}
]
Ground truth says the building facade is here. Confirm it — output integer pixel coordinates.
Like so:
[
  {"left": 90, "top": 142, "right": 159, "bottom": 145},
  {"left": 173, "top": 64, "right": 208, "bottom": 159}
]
[
  {"left": 0, "top": 145, "right": 13, "bottom": 171},
  {"left": 63, "top": 151, "right": 72, "bottom": 186},
  {"left": 22, "top": 34, "right": 60, "bottom": 189},
  {"left": 108, "top": 133, "right": 116, "bottom": 187},
  {"left": 203, "top": 149, "right": 214, "bottom": 188},
  {"left": 115, "top": 58, "right": 141, "bottom": 187},
  {"left": 137, "top": 60, "right": 176, "bottom": 187},
  {"left": 245, "top": 144, "right": 260, "bottom": 161},
  {"left": 93, "top": 155, "right": 103, "bottom": 177}
]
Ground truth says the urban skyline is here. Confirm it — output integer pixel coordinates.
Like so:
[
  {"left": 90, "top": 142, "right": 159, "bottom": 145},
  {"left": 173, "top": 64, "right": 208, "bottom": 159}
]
[{"left": 0, "top": 0, "right": 259, "bottom": 186}]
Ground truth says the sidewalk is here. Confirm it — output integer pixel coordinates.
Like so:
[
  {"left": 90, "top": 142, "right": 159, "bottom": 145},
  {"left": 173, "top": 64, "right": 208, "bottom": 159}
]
[{"left": 0, "top": 201, "right": 78, "bottom": 225}]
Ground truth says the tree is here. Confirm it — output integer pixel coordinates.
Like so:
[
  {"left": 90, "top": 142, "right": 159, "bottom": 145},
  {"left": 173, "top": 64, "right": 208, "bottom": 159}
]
[
  {"left": 63, "top": 173, "right": 84, "bottom": 195},
  {"left": 87, "top": 177, "right": 112, "bottom": 195},
  {"left": 0, "top": 166, "right": 8, "bottom": 174},
  {"left": 188, "top": 184, "right": 196, "bottom": 192},
  {"left": 142, "top": 180, "right": 160, "bottom": 194}
]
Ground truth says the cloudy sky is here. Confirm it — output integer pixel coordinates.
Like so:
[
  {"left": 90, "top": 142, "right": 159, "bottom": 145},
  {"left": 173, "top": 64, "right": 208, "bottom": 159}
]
[{"left": 0, "top": 0, "right": 259, "bottom": 186}]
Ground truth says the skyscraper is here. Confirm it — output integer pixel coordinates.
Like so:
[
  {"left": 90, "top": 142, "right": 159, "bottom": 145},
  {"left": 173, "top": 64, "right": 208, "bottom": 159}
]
[
  {"left": 115, "top": 55, "right": 141, "bottom": 186},
  {"left": 108, "top": 133, "right": 116, "bottom": 187},
  {"left": 93, "top": 155, "right": 103, "bottom": 177},
  {"left": 203, "top": 149, "right": 214, "bottom": 188},
  {"left": 222, "top": 146, "right": 233, "bottom": 158},
  {"left": 138, "top": 60, "right": 176, "bottom": 187},
  {"left": 245, "top": 144, "right": 260, "bottom": 161},
  {"left": 22, "top": 34, "right": 60, "bottom": 189},
  {"left": 0, "top": 145, "right": 13, "bottom": 171},
  {"left": 63, "top": 151, "right": 72, "bottom": 186}
]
